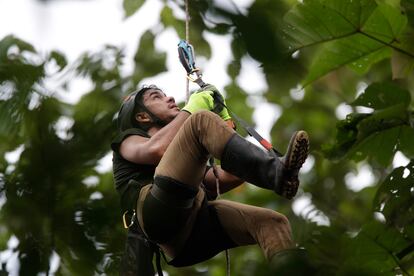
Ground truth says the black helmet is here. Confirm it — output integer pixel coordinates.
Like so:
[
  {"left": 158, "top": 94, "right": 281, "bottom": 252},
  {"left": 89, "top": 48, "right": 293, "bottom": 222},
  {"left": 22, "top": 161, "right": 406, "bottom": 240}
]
[{"left": 117, "top": 85, "right": 166, "bottom": 132}]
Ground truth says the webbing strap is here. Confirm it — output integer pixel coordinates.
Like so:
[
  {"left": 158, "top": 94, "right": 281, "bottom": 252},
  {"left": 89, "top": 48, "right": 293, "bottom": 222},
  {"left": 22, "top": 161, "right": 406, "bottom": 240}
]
[
  {"left": 154, "top": 245, "right": 163, "bottom": 276},
  {"left": 209, "top": 157, "right": 231, "bottom": 275},
  {"left": 215, "top": 95, "right": 283, "bottom": 157}
]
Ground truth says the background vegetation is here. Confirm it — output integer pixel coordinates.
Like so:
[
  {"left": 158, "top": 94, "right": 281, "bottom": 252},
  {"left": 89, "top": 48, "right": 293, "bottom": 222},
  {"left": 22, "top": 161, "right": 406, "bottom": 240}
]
[{"left": 1, "top": 0, "right": 414, "bottom": 275}]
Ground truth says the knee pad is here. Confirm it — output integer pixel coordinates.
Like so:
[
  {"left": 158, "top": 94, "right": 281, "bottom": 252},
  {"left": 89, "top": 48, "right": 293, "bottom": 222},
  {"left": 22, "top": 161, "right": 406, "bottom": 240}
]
[
  {"left": 142, "top": 176, "right": 198, "bottom": 243},
  {"left": 151, "top": 175, "right": 198, "bottom": 208}
]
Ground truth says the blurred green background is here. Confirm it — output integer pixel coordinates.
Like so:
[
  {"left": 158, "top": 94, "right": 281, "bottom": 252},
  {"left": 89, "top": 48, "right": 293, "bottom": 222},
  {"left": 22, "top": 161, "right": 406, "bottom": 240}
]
[{"left": 1, "top": 0, "right": 414, "bottom": 275}]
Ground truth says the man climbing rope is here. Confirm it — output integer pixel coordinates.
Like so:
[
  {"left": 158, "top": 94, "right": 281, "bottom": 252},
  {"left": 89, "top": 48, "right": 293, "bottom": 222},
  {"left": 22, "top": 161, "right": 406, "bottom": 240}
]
[{"left": 111, "top": 84, "right": 311, "bottom": 275}]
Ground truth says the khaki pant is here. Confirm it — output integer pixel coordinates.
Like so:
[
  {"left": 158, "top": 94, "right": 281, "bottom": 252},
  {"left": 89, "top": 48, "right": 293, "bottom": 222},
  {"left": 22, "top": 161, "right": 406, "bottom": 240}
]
[{"left": 137, "top": 111, "right": 293, "bottom": 261}]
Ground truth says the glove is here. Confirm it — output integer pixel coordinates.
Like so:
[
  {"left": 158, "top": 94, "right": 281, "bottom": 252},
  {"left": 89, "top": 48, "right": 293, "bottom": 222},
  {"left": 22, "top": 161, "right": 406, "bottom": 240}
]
[
  {"left": 213, "top": 92, "right": 232, "bottom": 121},
  {"left": 199, "top": 84, "right": 231, "bottom": 121},
  {"left": 182, "top": 90, "right": 214, "bottom": 114}
]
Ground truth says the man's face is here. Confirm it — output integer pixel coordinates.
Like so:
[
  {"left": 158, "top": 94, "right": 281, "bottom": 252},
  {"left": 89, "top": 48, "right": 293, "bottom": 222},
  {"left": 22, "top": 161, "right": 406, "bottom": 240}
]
[{"left": 141, "top": 88, "right": 180, "bottom": 124}]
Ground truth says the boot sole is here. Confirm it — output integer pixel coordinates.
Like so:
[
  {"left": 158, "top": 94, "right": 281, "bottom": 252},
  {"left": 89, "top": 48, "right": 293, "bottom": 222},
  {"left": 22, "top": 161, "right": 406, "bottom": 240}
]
[{"left": 280, "top": 130, "right": 309, "bottom": 199}]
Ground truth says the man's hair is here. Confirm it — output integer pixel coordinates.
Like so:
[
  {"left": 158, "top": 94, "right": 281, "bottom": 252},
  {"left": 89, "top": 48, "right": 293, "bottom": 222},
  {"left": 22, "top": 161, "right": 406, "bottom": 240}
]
[{"left": 132, "top": 84, "right": 161, "bottom": 116}]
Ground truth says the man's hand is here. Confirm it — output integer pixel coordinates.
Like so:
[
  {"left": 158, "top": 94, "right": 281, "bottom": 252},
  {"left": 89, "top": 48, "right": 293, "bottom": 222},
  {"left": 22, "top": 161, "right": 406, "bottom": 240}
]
[
  {"left": 197, "top": 84, "right": 232, "bottom": 121},
  {"left": 182, "top": 90, "right": 214, "bottom": 114}
]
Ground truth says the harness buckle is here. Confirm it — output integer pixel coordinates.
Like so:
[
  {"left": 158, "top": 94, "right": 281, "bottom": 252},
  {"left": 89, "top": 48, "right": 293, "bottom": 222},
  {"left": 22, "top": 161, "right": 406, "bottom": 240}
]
[{"left": 186, "top": 68, "right": 206, "bottom": 87}]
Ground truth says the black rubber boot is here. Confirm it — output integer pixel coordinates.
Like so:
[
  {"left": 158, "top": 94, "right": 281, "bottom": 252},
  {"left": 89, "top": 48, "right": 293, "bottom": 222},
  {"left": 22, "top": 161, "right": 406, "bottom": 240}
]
[{"left": 221, "top": 131, "right": 309, "bottom": 199}]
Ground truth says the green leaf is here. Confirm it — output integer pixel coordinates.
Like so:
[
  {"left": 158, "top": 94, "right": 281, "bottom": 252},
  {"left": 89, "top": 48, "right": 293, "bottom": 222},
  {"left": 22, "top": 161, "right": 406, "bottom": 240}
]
[
  {"left": 324, "top": 80, "right": 412, "bottom": 165},
  {"left": 323, "top": 102, "right": 408, "bottom": 159},
  {"left": 349, "top": 104, "right": 409, "bottom": 166},
  {"left": 349, "top": 126, "right": 402, "bottom": 166},
  {"left": 351, "top": 82, "right": 411, "bottom": 109},
  {"left": 0, "top": 35, "right": 35, "bottom": 62},
  {"left": 341, "top": 220, "right": 411, "bottom": 274},
  {"left": 123, "top": 0, "right": 145, "bottom": 18},
  {"left": 374, "top": 162, "right": 414, "bottom": 227},
  {"left": 392, "top": 50, "right": 414, "bottom": 79},
  {"left": 303, "top": 33, "right": 386, "bottom": 85},
  {"left": 323, "top": 105, "right": 411, "bottom": 165},
  {"left": 322, "top": 113, "right": 370, "bottom": 161},
  {"left": 356, "top": 104, "right": 408, "bottom": 139},
  {"left": 362, "top": 4, "right": 407, "bottom": 41},
  {"left": 282, "top": 1, "right": 414, "bottom": 84},
  {"left": 49, "top": 50, "right": 67, "bottom": 71},
  {"left": 347, "top": 47, "right": 392, "bottom": 74},
  {"left": 282, "top": 0, "right": 368, "bottom": 50},
  {"left": 160, "top": 6, "right": 185, "bottom": 37},
  {"left": 399, "top": 126, "right": 414, "bottom": 158},
  {"left": 132, "top": 31, "right": 167, "bottom": 83}
]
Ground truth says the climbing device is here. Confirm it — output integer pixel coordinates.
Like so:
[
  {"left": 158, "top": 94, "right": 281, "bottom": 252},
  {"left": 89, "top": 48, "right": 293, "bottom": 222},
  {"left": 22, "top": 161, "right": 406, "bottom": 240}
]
[
  {"left": 178, "top": 39, "right": 206, "bottom": 88},
  {"left": 177, "top": 39, "right": 282, "bottom": 157}
]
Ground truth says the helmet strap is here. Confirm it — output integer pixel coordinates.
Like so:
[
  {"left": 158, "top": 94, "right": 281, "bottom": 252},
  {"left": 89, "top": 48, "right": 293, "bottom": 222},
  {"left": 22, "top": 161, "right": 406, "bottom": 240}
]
[{"left": 135, "top": 104, "right": 167, "bottom": 128}]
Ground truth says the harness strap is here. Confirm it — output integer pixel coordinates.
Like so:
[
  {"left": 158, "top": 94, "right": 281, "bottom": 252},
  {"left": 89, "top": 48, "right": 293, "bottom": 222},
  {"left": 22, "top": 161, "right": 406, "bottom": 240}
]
[
  {"left": 128, "top": 213, "right": 165, "bottom": 276},
  {"left": 151, "top": 242, "right": 164, "bottom": 276},
  {"left": 215, "top": 97, "right": 283, "bottom": 157}
]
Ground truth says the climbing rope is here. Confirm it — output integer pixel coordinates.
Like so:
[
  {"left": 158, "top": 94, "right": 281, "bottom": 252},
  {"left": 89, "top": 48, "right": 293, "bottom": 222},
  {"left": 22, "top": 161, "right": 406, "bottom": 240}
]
[
  {"left": 211, "top": 159, "right": 231, "bottom": 275},
  {"left": 183, "top": 1, "right": 231, "bottom": 275},
  {"left": 184, "top": 0, "right": 190, "bottom": 102}
]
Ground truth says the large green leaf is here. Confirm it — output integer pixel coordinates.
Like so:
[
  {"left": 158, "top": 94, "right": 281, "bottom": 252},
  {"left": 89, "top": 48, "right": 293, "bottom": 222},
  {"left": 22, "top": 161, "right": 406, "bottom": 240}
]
[
  {"left": 160, "top": 5, "right": 211, "bottom": 59},
  {"left": 0, "top": 35, "right": 35, "bottom": 62},
  {"left": 326, "top": 115, "right": 414, "bottom": 166},
  {"left": 303, "top": 33, "right": 390, "bottom": 84},
  {"left": 351, "top": 82, "right": 411, "bottom": 109},
  {"left": 132, "top": 31, "right": 167, "bottom": 83},
  {"left": 347, "top": 47, "right": 392, "bottom": 74},
  {"left": 49, "top": 50, "right": 67, "bottom": 72},
  {"left": 341, "top": 220, "right": 411, "bottom": 275},
  {"left": 374, "top": 162, "right": 414, "bottom": 228},
  {"left": 350, "top": 125, "right": 405, "bottom": 166},
  {"left": 0, "top": 36, "right": 46, "bottom": 153},
  {"left": 392, "top": 50, "right": 414, "bottom": 79},
  {"left": 282, "top": 0, "right": 414, "bottom": 84},
  {"left": 362, "top": 3, "right": 407, "bottom": 41},
  {"left": 323, "top": 82, "right": 413, "bottom": 166}
]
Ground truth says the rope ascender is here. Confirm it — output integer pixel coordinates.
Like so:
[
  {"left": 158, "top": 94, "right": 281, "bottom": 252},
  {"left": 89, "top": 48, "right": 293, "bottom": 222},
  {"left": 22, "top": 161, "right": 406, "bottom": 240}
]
[{"left": 177, "top": 38, "right": 282, "bottom": 157}]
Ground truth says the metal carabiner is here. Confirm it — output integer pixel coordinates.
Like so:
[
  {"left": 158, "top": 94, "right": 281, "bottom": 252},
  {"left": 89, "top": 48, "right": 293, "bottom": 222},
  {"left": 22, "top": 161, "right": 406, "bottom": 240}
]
[{"left": 122, "top": 210, "right": 136, "bottom": 229}]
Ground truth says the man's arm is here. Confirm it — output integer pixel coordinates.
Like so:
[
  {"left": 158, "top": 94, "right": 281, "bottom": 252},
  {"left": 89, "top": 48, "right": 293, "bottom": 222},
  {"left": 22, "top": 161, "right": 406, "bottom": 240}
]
[
  {"left": 119, "top": 111, "right": 190, "bottom": 165},
  {"left": 203, "top": 166, "right": 245, "bottom": 195}
]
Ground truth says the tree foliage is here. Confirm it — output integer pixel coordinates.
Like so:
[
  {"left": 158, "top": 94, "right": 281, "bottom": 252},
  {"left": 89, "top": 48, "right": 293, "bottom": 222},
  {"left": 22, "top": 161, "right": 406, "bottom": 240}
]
[{"left": 1, "top": 0, "right": 414, "bottom": 275}]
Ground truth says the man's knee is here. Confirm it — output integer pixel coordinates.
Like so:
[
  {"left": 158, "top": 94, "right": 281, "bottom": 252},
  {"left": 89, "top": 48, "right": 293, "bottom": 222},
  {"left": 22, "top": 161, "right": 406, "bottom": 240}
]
[
  {"left": 258, "top": 210, "right": 291, "bottom": 230},
  {"left": 272, "top": 213, "right": 291, "bottom": 230}
]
